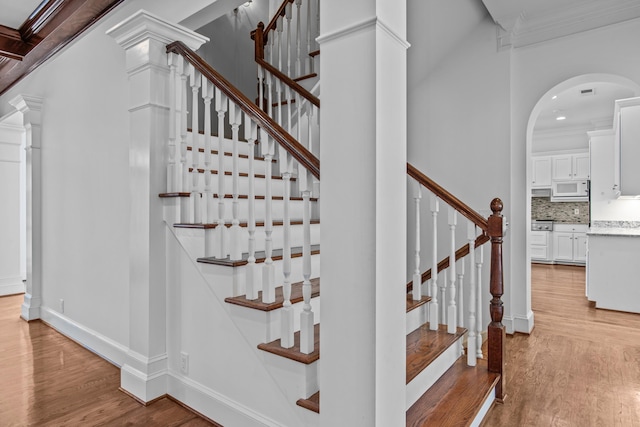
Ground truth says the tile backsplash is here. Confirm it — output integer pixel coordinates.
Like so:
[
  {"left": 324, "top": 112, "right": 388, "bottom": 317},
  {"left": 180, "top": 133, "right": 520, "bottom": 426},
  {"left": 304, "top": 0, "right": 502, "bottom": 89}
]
[{"left": 531, "top": 197, "right": 589, "bottom": 223}]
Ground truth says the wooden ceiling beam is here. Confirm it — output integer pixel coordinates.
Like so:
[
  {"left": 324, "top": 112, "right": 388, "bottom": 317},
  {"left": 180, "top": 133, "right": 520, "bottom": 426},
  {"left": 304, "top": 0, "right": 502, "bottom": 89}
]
[{"left": 0, "top": 25, "right": 32, "bottom": 61}]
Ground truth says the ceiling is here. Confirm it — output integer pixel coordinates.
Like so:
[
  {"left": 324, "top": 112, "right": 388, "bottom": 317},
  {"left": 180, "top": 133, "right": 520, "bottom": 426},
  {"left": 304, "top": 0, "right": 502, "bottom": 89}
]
[{"left": 0, "top": 0, "right": 43, "bottom": 29}]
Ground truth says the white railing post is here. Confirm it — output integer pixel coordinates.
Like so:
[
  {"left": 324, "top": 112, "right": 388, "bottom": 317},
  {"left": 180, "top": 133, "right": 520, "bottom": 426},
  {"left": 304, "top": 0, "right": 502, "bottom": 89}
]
[
  {"left": 457, "top": 258, "right": 465, "bottom": 330},
  {"left": 245, "top": 115, "right": 259, "bottom": 300},
  {"left": 167, "top": 53, "right": 178, "bottom": 192},
  {"left": 201, "top": 78, "right": 215, "bottom": 224},
  {"left": 190, "top": 67, "right": 202, "bottom": 223},
  {"left": 447, "top": 207, "right": 457, "bottom": 334},
  {"left": 295, "top": 0, "right": 302, "bottom": 77},
  {"left": 178, "top": 58, "right": 190, "bottom": 222},
  {"left": 280, "top": 150, "right": 294, "bottom": 348},
  {"left": 412, "top": 181, "right": 422, "bottom": 301},
  {"left": 306, "top": 0, "right": 312, "bottom": 72},
  {"left": 299, "top": 167, "right": 314, "bottom": 354},
  {"left": 261, "top": 129, "right": 276, "bottom": 303},
  {"left": 229, "top": 102, "right": 242, "bottom": 260},
  {"left": 215, "top": 88, "right": 228, "bottom": 258},
  {"left": 467, "top": 222, "right": 477, "bottom": 366},
  {"left": 476, "top": 244, "right": 484, "bottom": 359},
  {"left": 429, "top": 194, "right": 439, "bottom": 330}
]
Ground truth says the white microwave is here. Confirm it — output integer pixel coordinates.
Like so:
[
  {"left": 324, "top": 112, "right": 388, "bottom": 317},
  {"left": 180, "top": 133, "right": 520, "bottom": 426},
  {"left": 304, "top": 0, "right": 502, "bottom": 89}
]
[{"left": 552, "top": 180, "right": 589, "bottom": 199}]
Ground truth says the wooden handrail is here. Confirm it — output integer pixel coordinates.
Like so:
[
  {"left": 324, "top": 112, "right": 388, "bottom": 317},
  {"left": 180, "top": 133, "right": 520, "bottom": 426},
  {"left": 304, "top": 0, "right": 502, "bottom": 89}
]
[
  {"left": 406, "top": 234, "right": 489, "bottom": 291},
  {"left": 407, "top": 162, "right": 488, "bottom": 231},
  {"left": 167, "top": 41, "right": 320, "bottom": 180},
  {"left": 264, "top": 0, "right": 295, "bottom": 37},
  {"left": 257, "top": 58, "right": 320, "bottom": 108}
]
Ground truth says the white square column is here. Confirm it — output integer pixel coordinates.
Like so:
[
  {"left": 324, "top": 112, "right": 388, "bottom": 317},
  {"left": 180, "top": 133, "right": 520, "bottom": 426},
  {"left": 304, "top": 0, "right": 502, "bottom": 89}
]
[
  {"left": 318, "top": 1, "right": 408, "bottom": 426},
  {"left": 9, "top": 95, "right": 43, "bottom": 321},
  {"left": 107, "top": 10, "right": 208, "bottom": 403}
]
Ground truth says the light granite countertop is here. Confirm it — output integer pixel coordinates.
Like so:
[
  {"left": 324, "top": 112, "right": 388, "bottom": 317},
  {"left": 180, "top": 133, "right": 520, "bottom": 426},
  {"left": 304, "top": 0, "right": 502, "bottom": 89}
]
[{"left": 588, "top": 221, "right": 640, "bottom": 237}]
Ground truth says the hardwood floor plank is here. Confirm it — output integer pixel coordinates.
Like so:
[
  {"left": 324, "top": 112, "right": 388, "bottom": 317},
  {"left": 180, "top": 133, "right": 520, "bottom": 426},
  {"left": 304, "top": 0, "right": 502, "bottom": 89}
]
[
  {"left": 0, "top": 294, "right": 219, "bottom": 426},
  {"left": 482, "top": 264, "right": 640, "bottom": 426}
]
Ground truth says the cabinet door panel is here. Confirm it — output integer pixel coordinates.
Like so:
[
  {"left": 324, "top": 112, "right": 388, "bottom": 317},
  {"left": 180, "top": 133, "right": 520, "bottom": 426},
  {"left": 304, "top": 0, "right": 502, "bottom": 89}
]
[
  {"left": 554, "top": 232, "right": 574, "bottom": 261},
  {"left": 553, "top": 156, "right": 573, "bottom": 180},
  {"left": 574, "top": 234, "right": 587, "bottom": 262},
  {"left": 532, "top": 157, "right": 552, "bottom": 187}
]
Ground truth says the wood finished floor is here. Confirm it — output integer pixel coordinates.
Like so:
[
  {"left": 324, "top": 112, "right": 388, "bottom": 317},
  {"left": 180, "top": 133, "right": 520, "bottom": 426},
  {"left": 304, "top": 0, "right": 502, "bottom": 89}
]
[
  {"left": 482, "top": 264, "right": 640, "bottom": 426},
  {"left": 0, "top": 294, "right": 218, "bottom": 427}
]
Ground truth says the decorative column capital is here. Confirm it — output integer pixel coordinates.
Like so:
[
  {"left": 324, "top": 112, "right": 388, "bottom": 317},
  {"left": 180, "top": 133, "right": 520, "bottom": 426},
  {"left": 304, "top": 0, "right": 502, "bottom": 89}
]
[{"left": 107, "top": 9, "right": 209, "bottom": 51}]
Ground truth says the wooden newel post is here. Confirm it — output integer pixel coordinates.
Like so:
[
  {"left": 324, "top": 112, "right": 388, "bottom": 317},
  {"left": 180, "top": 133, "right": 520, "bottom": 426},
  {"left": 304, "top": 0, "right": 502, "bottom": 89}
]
[
  {"left": 487, "top": 197, "right": 506, "bottom": 402},
  {"left": 253, "top": 21, "right": 265, "bottom": 61},
  {"left": 252, "top": 22, "right": 268, "bottom": 111}
]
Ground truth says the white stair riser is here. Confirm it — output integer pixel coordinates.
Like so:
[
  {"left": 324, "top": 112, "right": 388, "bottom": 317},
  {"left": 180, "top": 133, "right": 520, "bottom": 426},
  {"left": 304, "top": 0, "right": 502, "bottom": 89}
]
[
  {"left": 199, "top": 253, "right": 321, "bottom": 298},
  {"left": 405, "top": 337, "right": 463, "bottom": 410},
  {"left": 174, "top": 224, "right": 321, "bottom": 259},
  {"left": 183, "top": 197, "right": 320, "bottom": 224},
  {"left": 183, "top": 173, "right": 291, "bottom": 198},
  {"left": 187, "top": 133, "right": 252, "bottom": 157},
  {"left": 227, "top": 297, "right": 320, "bottom": 345},
  {"left": 187, "top": 150, "right": 274, "bottom": 176},
  {"left": 406, "top": 303, "right": 428, "bottom": 335}
]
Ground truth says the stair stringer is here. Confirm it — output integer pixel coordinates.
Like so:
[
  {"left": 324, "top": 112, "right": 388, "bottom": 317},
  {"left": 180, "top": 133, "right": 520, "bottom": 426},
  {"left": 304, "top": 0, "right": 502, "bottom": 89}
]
[{"left": 166, "top": 223, "right": 317, "bottom": 427}]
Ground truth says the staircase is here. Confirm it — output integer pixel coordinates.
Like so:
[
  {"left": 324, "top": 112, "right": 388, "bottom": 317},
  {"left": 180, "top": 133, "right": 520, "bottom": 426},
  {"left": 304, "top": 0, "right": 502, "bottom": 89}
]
[{"left": 156, "top": 2, "right": 507, "bottom": 425}]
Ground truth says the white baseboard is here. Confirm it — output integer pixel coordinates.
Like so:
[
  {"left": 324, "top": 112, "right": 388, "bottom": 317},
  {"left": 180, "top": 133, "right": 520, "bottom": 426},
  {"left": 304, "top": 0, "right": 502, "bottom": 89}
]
[
  {"left": 503, "top": 311, "right": 534, "bottom": 334},
  {"left": 39, "top": 306, "right": 129, "bottom": 367},
  {"left": 0, "top": 276, "right": 24, "bottom": 296},
  {"left": 167, "top": 372, "right": 285, "bottom": 427}
]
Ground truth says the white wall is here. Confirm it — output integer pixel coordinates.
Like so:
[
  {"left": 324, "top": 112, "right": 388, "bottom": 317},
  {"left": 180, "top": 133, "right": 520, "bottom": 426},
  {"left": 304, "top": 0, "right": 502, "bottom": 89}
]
[
  {"left": 0, "top": 113, "right": 25, "bottom": 296},
  {"left": 407, "top": 9, "right": 511, "bottom": 329},
  {"left": 0, "top": 0, "right": 227, "bottom": 355}
]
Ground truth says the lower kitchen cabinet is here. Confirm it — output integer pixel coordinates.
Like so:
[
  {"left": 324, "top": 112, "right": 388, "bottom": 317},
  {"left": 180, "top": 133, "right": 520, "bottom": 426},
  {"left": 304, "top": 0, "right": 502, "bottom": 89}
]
[{"left": 552, "top": 224, "right": 588, "bottom": 264}]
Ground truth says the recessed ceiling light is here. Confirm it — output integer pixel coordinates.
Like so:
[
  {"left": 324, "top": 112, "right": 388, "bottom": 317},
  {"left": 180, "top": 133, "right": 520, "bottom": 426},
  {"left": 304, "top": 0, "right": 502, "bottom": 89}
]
[
  {"left": 556, "top": 116, "right": 566, "bottom": 121},
  {"left": 552, "top": 95, "right": 557, "bottom": 100}
]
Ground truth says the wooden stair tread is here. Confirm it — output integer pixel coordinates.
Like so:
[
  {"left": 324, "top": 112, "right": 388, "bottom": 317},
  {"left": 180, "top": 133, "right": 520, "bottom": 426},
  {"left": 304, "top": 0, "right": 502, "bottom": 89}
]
[
  {"left": 296, "top": 391, "right": 319, "bottom": 413},
  {"left": 406, "top": 358, "right": 499, "bottom": 427},
  {"left": 293, "top": 72, "right": 318, "bottom": 82},
  {"left": 186, "top": 128, "right": 248, "bottom": 143},
  {"left": 272, "top": 98, "right": 296, "bottom": 107},
  {"left": 406, "top": 295, "right": 431, "bottom": 312},
  {"left": 309, "top": 49, "right": 320, "bottom": 57},
  {"left": 197, "top": 244, "right": 321, "bottom": 267},
  {"left": 406, "top": 324, "right": 466, "bottom": 384},
  {"left": 187, "top": 168, "right": 296, "bottom": 181},
  {"left": 159, "top": 193, "right": 319, "bottom": 202},
  {"left": 174, "top": 219, "right": 320, "bottom": 230},
  {"left": 258, "top": 324, "right": 320, "bottom": 364},
  {"left": 225, "top": 278, "right": 320, "bottom": 311}
]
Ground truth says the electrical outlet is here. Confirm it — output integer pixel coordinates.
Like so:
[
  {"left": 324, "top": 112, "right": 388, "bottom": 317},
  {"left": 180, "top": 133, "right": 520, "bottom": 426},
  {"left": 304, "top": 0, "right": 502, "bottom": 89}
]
[
  {"left": 574, "top": 208, "right": 580, "bottom": 215},
  {"left": 59, "top": 299, "right": 64, "bottom": 313},
  {"left": 180, "top": 352, "right": 189, "bottom": 374}
]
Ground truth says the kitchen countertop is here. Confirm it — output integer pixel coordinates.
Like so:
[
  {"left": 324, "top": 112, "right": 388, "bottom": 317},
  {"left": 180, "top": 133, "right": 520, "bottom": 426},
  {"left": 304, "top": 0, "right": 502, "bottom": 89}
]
[{"left": 588, "top": 221, "right": 640, "bottom": 237}]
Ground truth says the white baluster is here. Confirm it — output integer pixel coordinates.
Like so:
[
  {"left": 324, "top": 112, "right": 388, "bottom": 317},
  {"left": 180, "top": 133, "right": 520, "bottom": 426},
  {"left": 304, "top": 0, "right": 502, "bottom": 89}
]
[
  {"left": 476, "top": 244, "right": 484, "bottom": 359},
  {"left": 467, "top": 222, "right": 477, "bottom": 366},
  {"left": 167, "top": 53, "right": 178, "bottom": 192},
  {"left": 261, "top": 131, "right": 276, "bottom": 303},
  {"left": 412, "top": 181, "right": 422, "bottom": 301},
  {"left": 299, "top": 167, "right": 314, "bottom": 354},
  {"left": 229, "top": 103, "right": 242, "bottom": 260},
  {"left": 245, "top": 115, "right": 259, "bottom": 300},
  {"left": 280, "top": 150, "right": 294, "bottom": 348},
  {"left": 190, "top": 67, "right": 202, "bottom": 223},
  {"left": 448, "top": 207, "right": 457, "bottom": 334},
  {"left": 429, "top": 194, "right": 439, "bottom": 330},
  {"left": 178, "top": 59, "right": 190, "bottom": 222},
  {"left": 306, "top": 0, "right": 312, "bottom": 72},
  {"left": 267, "top": 70, "right": 274, "bottom": 120},
  {"left": 458, "top": 258, "right": 465, "bottom": 330},
  {"left": 286, "top": 3, "right": 292, "bottom": 79},
  {"left": 201, "top": 78, "right": 215, "bottom": 224},
  {"left": 215, "top": 88, "right": 228, "bottom": 258},
  {"left": 295, "top": 0, "right": 302, "bottom": 77},
  {"left": 315, "top": 0, "right": 320, "bottom": 52},
  {"left": 258, "top": 65, "right": 265, "bottom": 113}
]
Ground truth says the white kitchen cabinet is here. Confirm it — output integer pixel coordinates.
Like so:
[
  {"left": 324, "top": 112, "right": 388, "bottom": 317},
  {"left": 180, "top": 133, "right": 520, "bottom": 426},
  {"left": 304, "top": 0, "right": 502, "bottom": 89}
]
[
  {"left": 552, "top": 153, "right": 590, "bottom": 181},
  {"left": 613, "top": 97, "right": 640, "bottom": 196},
  {"left": 553, "top": 224, "right": 588, "bottom": 264},
  {"left": 530, "top": 230, "right": 551, "bottom": 261},
  {"left": 531, "top": 156, "right": 552, "bottom": 188}
]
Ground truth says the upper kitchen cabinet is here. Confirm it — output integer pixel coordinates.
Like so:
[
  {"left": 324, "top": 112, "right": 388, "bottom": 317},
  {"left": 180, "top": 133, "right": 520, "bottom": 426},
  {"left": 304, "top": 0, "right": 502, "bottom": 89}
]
[
  {"left": 552, "top": 152, "right": 590, "bottom": 181},
  {"left": 614, "top": 97, "right": 640, "bottom": 196},
  {"left": 531, "top": 156, "right": 552, "bottom": 188}
]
